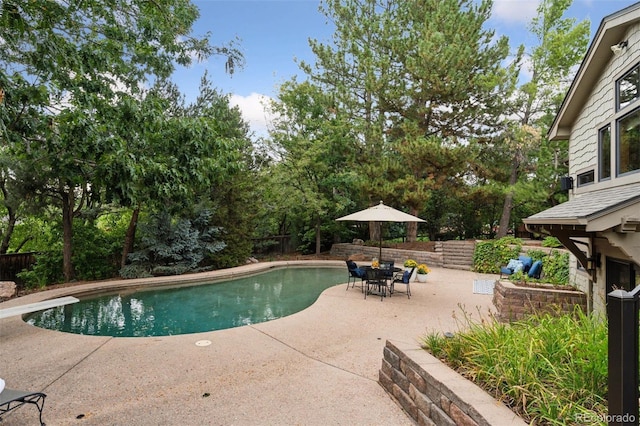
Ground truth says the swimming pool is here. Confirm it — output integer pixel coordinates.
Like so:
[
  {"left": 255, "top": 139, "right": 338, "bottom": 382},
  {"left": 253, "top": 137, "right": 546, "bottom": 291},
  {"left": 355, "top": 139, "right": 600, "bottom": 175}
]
[{"left": 26, "top": 266, "right": 346, "bottom": 337}]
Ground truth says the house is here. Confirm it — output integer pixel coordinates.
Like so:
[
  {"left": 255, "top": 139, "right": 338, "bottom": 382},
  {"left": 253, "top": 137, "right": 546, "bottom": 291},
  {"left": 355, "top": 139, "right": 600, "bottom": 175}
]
[{"left": 523, "top": 2, "right": 640, "bottom": 315}]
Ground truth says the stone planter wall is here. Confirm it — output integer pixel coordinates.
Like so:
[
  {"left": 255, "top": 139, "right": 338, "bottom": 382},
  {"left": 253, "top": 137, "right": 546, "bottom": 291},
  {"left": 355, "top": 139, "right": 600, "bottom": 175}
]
[
  {"left": 379, "top": 340, "right": 526, "bottom": 426},
  {"left": 492, "top": 280, "right": 587, "bottom": 322}
]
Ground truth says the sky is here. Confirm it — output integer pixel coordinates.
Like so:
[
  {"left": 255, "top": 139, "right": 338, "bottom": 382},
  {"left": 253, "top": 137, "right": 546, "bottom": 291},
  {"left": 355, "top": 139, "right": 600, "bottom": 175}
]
[{"left": 174, "top": 0, "right": 639, "bottom": 138}]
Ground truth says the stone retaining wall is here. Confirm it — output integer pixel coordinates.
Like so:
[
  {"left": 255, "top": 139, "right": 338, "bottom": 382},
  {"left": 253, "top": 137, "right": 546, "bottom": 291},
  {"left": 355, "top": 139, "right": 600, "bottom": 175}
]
[
  {"left": 330, "top": 243, "right": 446, "bottom": 268},
  {"left": 379, "top": 340, "right": 526, "bottom": 426},
  {"left": 492, "top": 280, "right": 587, "bottom": 322}
]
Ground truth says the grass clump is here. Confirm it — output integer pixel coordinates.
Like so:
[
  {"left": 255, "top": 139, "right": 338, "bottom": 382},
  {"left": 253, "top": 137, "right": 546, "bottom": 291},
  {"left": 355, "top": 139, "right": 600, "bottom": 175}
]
[{"left": 421, "top": 308, "right": 607, "bottom": 425}]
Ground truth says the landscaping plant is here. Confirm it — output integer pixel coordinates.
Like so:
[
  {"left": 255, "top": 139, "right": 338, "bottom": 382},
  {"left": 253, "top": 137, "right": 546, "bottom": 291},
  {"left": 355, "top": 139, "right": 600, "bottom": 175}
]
[
  {"left": 422, "top": 308, "right": 607, "bottom": 425},
  {"left": 473, "top": 237, "right": 522, "bottom": 274}
]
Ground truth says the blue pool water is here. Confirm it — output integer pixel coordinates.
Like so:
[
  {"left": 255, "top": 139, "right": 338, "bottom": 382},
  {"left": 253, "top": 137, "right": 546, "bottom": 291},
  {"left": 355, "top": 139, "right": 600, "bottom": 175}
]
[{"left": 26, "top": 267, "right": 346, "bottom": 337}]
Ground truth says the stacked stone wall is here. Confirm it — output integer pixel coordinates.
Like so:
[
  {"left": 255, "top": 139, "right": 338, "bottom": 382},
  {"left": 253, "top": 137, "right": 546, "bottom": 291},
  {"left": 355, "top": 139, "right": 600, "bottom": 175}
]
[
  {"left": 379, "top": 340, "right": 526, "bottom": 426},
  {"left": 493, "top": 280, "right": 587, "bottom": 322},
  {"left": 330, "top": 242, "right": 469, "bottom": 269}
]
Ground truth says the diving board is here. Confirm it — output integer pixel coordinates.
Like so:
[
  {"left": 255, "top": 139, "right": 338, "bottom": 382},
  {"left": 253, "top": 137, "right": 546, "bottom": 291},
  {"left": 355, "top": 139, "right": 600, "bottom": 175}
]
[{"left": 0, "top": 296, "right": 79, "bottom": 319}]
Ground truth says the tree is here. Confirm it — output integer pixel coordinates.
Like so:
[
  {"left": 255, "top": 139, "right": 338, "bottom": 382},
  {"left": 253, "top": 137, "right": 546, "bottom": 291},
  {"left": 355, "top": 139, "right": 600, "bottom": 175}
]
[
  {"left": 0, "top": 0, "right": 242, "bottom": 281},
  {"left": 267, "top": 79, "right": 359, "bottom": 254},
  {"left": 305, "top": 0, "right": 513, "bottom": 242},
  {"left": 383, "top": 0, "right": 514, "bottom": 240},
  {"left": 303, "top": 0, "right": 395, "bottom": 244},
  {"left": 495, "top": 0, "right": 589, "bottom": 237}
]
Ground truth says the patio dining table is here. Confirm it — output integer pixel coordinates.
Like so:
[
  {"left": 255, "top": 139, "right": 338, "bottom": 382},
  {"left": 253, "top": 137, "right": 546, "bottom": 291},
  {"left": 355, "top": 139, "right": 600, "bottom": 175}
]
[{"left": 362, "top": 266, "right": 402, "bottom": 299}]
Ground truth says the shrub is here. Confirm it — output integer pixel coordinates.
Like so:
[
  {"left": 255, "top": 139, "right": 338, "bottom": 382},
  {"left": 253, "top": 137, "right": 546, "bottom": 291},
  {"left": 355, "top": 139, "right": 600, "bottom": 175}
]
[
  {"left": 542, "top": 250, "right": 570, "bottom": 285},
  {"left": 421, "top": 308, "right": 607, "bottom": 424},
  {"left": 16, "top": 219, "right": 123, "bottom": 287},
  {"left": 542, "top": 236, "right": 562, "bottom": 248},
  {"left": 473, "top": 237, "right": 522, "bottom": 273},
  {"left": 120, "top": 209, "right": 226, "bottom": 278},
  {"left": 17, "top": 252, "right": 64, "bottom": 289}
]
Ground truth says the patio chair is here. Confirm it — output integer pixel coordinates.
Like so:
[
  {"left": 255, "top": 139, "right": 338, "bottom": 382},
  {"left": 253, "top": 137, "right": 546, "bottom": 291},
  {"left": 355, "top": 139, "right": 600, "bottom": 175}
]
[
  {"left": 379, "top": 259, "right": 395, "bottom": 280},
  {"left": 391, "top": 267, "right": 414, "bottom": 299},
  {"left": 0, "top": 387, "right": 46, "bottom": 426},
  {"left": 499, "top": 255, "right": 532, "bottom": 278},
  {"left": 364, "top": 267, "right": 389, "bottom": 301},
  {"left": 345, "top": 260, "right": 366, "bottom": 291}
]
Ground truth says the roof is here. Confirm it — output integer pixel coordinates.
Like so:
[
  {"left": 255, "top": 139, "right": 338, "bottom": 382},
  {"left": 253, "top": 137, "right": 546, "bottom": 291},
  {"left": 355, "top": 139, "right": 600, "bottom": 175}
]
[
  {"left": 548, "top": 2, "right": 640, "bottom": 141},
  {"left": 524, "top": 183, "right": 640, "bottom": 231}
]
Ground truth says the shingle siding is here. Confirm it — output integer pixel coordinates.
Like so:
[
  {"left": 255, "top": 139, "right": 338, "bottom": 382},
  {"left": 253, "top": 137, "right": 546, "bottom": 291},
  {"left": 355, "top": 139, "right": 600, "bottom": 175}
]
[{"left": 570, "top": 23, "right": 640, "bottom": 185}]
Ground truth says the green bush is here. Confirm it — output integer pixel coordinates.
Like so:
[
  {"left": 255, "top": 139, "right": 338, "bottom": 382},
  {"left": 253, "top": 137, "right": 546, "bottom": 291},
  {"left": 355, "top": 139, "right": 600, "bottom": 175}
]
[
  {"left": 473, "top": 237, "right": 522, "bottom": 273},
  {"left": 17, "top": 219, "right": 124, "bottom": 287},
  {"left": 542, "top": 236, "right": 562, "bottom": 248},
  {"left": 120, "top": 209, "right": 226, "bottom": 278},
  {"left": 422, "top": 309, "right": 607, "bottom": 425},
  {"left": 17, "top": 251, "right": 64, "bottom": 289},
  {"left": 542, "top": 250, "right": 570, "bottom": 285}
]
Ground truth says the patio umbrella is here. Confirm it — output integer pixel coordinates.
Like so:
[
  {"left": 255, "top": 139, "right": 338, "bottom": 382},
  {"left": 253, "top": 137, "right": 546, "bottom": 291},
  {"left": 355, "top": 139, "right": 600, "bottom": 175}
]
[{"left": 336, "top": 201, "right": 426, "bottom": 258}]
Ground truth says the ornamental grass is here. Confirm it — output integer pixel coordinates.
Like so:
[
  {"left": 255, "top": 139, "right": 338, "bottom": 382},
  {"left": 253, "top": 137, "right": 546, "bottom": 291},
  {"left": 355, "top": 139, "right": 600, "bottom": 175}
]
[{"left": 421, "top": 307, "right": 607, "bottom": 425}]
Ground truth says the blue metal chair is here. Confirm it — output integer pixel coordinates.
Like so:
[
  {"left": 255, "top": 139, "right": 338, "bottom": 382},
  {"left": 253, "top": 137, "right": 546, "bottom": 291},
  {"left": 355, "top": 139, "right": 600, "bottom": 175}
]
[
  {"left": 364, "top": 267, "right": 389, "bottom": 301},
  {"left": 391, "top": 267, "right": 414, "bottom": 298},
  {"left": 345, "top": 260, "right": 366, "bottom": 291}
]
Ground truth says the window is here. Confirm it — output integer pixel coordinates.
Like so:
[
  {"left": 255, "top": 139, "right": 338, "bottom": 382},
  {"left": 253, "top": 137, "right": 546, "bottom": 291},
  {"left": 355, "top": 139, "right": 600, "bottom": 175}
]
[
  {"left": 617, "top": 109, "right": 640, "bottom": 175},
  {"left": 617, "top": 65, "right": 640, "bottom": 110},
  {"left": 606, "top": 258, "right": 638, "bottom": 294},
  {"left": 599, "top": 125, "right": 611, "bottom": 180},
  {"left": 577, "top": 170, "right": 594, "bottom": 186}
]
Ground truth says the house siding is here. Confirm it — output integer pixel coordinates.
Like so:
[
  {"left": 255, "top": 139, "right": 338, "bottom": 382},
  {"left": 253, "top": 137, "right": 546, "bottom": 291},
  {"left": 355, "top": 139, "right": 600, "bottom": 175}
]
[
  {"left": 562, "top": 24, "right": 640, "bottom": 313},
  {"left": 571, "top": 24, "right": 640, "bottom": 189}
]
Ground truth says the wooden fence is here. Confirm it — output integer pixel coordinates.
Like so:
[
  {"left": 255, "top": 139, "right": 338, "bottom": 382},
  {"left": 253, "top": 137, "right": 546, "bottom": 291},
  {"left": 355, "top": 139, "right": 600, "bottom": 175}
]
[{"left": 0, "top": 252, "right": 36, "bottom": 285}]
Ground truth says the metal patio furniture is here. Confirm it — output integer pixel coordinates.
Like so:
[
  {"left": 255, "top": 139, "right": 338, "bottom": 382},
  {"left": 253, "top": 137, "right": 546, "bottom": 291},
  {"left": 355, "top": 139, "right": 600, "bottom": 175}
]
[{"left": 0, "top": 388, "right": 46, "bottom": 425}]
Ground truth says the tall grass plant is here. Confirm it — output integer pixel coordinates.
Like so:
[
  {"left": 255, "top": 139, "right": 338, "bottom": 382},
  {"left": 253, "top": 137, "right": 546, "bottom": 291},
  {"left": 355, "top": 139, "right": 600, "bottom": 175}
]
[{"left": 422, "top": 308, "right": 607, "bottom": 425}]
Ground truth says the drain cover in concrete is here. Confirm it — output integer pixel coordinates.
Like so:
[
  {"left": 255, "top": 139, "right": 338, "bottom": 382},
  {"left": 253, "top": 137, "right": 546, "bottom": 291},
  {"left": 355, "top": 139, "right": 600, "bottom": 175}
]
[
  {"left": 195, "top": 340, "right": 212, "bottom": 347},
  {"left": 473, "top": 280, "right": 495, "bottom": 295}
]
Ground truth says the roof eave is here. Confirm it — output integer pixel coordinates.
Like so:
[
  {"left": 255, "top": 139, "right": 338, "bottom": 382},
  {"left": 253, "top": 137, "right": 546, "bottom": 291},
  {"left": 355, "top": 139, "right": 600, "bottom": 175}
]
[{"left": 548, "top": 3, "right": 640, "bottom": 141}]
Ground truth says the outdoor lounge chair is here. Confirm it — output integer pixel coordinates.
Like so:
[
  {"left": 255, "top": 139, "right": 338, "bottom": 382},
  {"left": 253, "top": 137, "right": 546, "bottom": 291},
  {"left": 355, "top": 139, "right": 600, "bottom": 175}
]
[
  {"left": 391, "top": 267, "right": 414, "bottom": 298},
  {"left": 528, "top": 260, "right": 543, "bottom": 279},
  {"left": 500, "top": 255, "right": 533, "bottom": 278},
  {"left": 0, "top": 387, "right": 46, "bottom": 425}
]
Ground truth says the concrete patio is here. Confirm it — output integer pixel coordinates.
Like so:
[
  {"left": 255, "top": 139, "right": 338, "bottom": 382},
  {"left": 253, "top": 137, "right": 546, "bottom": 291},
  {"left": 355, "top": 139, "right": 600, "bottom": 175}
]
[{"left": 0, "top": 261, "right": 499, "bottom": 425}]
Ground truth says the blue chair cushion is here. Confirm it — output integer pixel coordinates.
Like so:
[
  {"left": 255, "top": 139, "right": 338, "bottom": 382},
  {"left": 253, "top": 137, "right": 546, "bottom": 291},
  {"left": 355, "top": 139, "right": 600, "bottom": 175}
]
[
  {"left": 506, "top": 259, "right": 524, "bottom": 273},
  {"left": 402, "top": 270, "right": 411, "bottom": 283},
  {"left": 354, "top": 267, "right": 365, "bottom": 278},
  {"left": 518, "top": 256, "right": 533, "bottom": 272},
  {"left": 528, "top": 261, "right": 542, "bottom": 279},
  {"left": 500, "top": 266, "right": 514, "bottom": 276}
]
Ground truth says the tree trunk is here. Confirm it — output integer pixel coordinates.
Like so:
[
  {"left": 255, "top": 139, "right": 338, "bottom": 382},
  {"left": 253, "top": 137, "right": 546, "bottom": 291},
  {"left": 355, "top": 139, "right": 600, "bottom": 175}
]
[
  {"left": 0, "top": 207, "right": 16, "bottom": 254},
  {"left": 406, "top": 206, "right": 419, "bottom": 242},
  {"left": 121, "top": 206, "right": 140, "bottom": 269},
  {"left": 61, "top": 190, "right": 75, "bottom": 282},
  {"left": 0, "top": 179, "right": 16, "bottom": 254},
  {"left": 497, "top": 161, "right": 519, "bottom": 238},
  {"left": 315, "top": 218, "right": 321, "bottom": 255}
]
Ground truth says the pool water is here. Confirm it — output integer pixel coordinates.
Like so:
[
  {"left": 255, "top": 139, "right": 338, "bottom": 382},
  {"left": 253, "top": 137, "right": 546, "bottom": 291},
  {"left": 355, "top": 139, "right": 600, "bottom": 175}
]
[{"left": 26, "top": 267, "right": 346, "bottom": 337}]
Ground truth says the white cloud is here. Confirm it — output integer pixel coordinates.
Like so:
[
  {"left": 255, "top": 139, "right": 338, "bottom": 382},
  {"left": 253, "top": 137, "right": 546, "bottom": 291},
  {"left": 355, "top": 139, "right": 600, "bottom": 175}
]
[
  {"left": 229, "top": 92, "right": 273, "bottom": 138},
  {"left": 492, "top": 0, "right": 539, "bottom": 24}
]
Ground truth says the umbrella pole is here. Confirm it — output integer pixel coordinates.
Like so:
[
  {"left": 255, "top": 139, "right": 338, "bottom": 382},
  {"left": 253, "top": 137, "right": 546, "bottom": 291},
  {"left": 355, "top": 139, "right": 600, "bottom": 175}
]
[{"left": 378, "top": 222, "right": 382, "bottom": 259}]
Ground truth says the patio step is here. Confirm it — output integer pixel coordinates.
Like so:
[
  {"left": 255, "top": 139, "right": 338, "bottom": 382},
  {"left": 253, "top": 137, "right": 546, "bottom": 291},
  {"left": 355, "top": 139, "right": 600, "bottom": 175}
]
[{"left": 442, "top": 241, "right": 475, "bottom": 270}]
